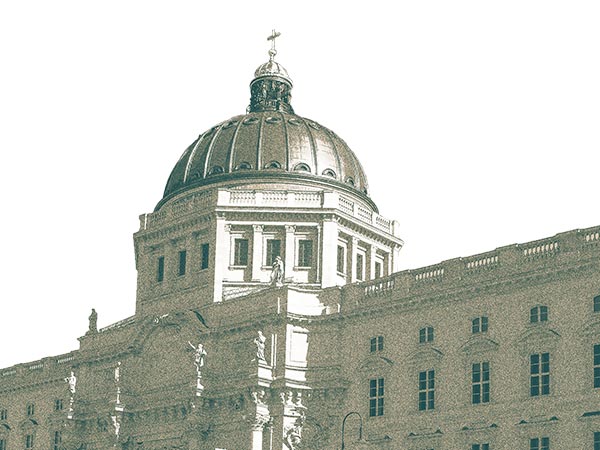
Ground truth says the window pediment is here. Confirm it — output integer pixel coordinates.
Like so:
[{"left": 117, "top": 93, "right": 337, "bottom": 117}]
[
  {"left": 406, "top": 346, "right": 443, "bottom": 367},
  {"left": 357, "top": 355, "right": 394, "bottom": 373},
  {"left": 517, "top": 326, "right": 560, "bottom": 353},
  {"left": 460, "top": 335, "right": 499, "bottom": 356},
  {"left": 18, "top": 418, "right": 38, "bottom": 431},
  {"left": 579, "top": 318, "right": 600, "bottom": 338}
]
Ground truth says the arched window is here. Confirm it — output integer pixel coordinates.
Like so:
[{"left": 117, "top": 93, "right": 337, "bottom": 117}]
[
  {"left": 530, "top": 305, "right": 549, "bottom": 324},
  {"left": 419, "top": 326, "right": 434, "bottom": 343},
  {"left": 264, "top": 161, "right": 282, "bottom": 169},
  {"left": 594, "top": 295, "right": 600, "bottom": 313},
  {"left": 345, "top": 177, "right": 355, "bottom": 186},
  {"left": 322, "top": 169, "right": 336, "bottom": 178},
  {"left": 235, "top": 162, "right": 252, "bottom": 170},
  {"left": 208, "top": 165, "right": 224, "bottom": 175},
  {"left": 472, "top": 316, "right": 489, "bottom": 334},
  {"left": 293, "top": 163, "right": 311, "bottom": 173}
]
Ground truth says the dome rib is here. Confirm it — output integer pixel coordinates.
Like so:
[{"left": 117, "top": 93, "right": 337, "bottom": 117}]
[
  {"left": 227, "top": 117, "right": 245, "bottom": 173},
  {"left": 183, "top": 133, "right": 208, "bottom": 184},
  {"left": 203, "top": 124, "right": 225, "bottom": 179}
]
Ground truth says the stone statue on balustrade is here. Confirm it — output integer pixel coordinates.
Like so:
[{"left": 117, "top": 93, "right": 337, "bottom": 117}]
[{"left": 270, "top": 256, "right": 284, "bottom": 286}]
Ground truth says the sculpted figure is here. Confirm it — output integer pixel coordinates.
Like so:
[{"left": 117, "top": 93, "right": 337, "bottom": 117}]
[
  {"left": 65, "top": 371, "right": 77, "bottom": 394},
  {"left": 270, "top": 256, "right": 284, "bottom": 286},
  {"left": 111, "top": 414, "right": 120, "bottom": 437},
  {"left": 188, "top": 341, "right": 207, "bottom": 370},
  {"left": 254, "top": 331, "right": 267, "bottom": 361},
  {"left": 114, "top": 361, "right": 121, "bottom": 384},
  {"left": 88, "top": 308, "right": 98, "bottom": 333}
]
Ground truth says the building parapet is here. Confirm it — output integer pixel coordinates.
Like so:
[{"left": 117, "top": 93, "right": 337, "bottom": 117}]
[
  {"left": 351, "top": 224, "right": 600, "bottom": 309},
  {"left": 0, "top": 351, "right": 78, "bottom": 388},
  {"left": 139, "top": 188, "right": 400, "bottom": 237}
]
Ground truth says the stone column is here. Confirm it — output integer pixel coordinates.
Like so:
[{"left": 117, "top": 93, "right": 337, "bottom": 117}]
[
  {"left": 284, "top": 225, "right": 296, "bottom": 281},
  {"left": 369, "top": 245, "right": 378, "bottom": 280},
  {"left": 350, "top": 237, "right": 359, "bottom": 283},
  {"left": 212, "top": 216, "right": 229, "bottom": 303},
  {"left": 321, "top": 217, "right": 338, "bottom": 288},
  {"left": 252, "top": 225, "right": 264, "bottom": 281}
]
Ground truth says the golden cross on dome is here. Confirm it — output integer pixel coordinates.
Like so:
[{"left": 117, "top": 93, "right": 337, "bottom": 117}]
[{"left": 267, "top": 29, "right": 281, "bottom": 60}]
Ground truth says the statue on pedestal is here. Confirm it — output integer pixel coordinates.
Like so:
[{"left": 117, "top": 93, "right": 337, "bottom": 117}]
[
  {"left": 270, "top": 256, "right": 284, "bottom": 286},
  {"left": 254, "top": 331, "right": 267, "bottom": 362},
  {"left": 88, "top": 308, "right": 98, "bottom": 333}
]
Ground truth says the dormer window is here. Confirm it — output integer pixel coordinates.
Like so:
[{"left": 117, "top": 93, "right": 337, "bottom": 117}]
[
  {"left": 293, "top": 163, "right": 311, "bottom": 172},
  {"left": 322, "top": 169, "right": 336, "bottom": 178},
  {"left": 530, "top": 306, "right": 549, "bottom": 324},
  {"left": 208, "top": 165, "right": 224, "bottom": 175},
  {"left": 235, "top": 162, "right": 252, "bottom": 170},
  {"left": 264, "top": 161, "right": 282, "bottom": 169}
]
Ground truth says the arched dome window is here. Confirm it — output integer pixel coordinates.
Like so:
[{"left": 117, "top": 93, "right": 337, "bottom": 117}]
[
  {"left": 264, "top": 161, "right": 282, "bottom": 169},
  {"left": 293, "top": 163, "right": 311, "bottom": 173},
  {"left": 322, "top": 169, "right": 337, "bottom": 178},
  {"left": 208, "top": 166, "right": 224, "bottom": 176},
  {"left": 235, "top": 162, "right": 252, "bottom": 170},
  {"left": 345, "top": 177, "right": 355, "bottom": 186}
]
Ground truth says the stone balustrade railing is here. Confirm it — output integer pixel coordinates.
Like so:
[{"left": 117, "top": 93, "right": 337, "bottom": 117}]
[
  {"left": 0, "top": 351, "right": 78, "bottom": 383},
  {"left": 354, "top": 224, "right": 600, "bottom": 308},
  {"left": 140, "top": 188, "right": 399, "bottom": 237}
]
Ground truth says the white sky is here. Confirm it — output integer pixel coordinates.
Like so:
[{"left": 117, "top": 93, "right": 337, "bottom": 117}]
[{"left": 0, "top": 1, "right": 598, "bottom": 368}]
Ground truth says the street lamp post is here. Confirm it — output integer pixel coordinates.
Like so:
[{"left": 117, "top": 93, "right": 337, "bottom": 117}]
[{"left": 341, "top": 411, "right": 363, "bottom": 450}]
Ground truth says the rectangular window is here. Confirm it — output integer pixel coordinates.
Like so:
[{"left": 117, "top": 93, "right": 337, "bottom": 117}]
[
  {"left": 530, "top": 437, "right": 549, "bottom": 450},
  {"left": 595, "top": 431, "right": 600, "bottom": 450},
  {"left": 594, "top": 344, "right": 600, "bottom": 388},
  {"left": 26, "top": 403, "right": 35, "bottom": 416},
  {"left": 336, "top": 245, "right": 345, "bottom": 273},
  {"left": 25, "top": 434, "right": 34, "bottom": 449},
  {"left": 0, "top": 438, "right": 5, "bottom": 450},
  {"left": 157, "top": 256, "right": 165, "bottom": 282},
  {"left": 595, "top": 295, "right": 600, "bottom": 313},
  {"left": 472, "top": 445, "right": 490, "bottom": 450},
  {"left": 178, "top": 250, "right": 187, "bottom": 276},
  {"left": 530, "top": 353, "right": 550, "bottom": 396},
  {"left": 53, "top": 431, "right": 62, "bottom": 450},
  {"left": 266, "top": 239, "right": 281, "bottom": 266},
  {"left": 418, "top": 369, "right": 435, "bottom": 411},
  {"left": 472, "top": 362, "right": 490, "bottom": 404},
  {"left": 54, "top": 399, "right": 63, "bottom": 411},
  {"left": 374, "top": 261, "right": 382, "bottom": 278},
  {"left": 201, "top": 243, "right": 210, "bottom": 270},
  {"left": 356, "top": 253, "right": 364, "bottom": 281},
  {"left": 370, "top": 336, "right": 384, "bottom": 353},
  {"left": 472, "top": 316, "right": 489, "bottom": 333},
  {"left": 234, "top": 239, "right": 249, "bottom": 266},
  {"left": 369, "top": 378, "right": 384, "bottom": 417},
  {"left": 0, "top": 408, "right": 6, "bottom": 420},
  {"left": 419, "top": 326, "right": 434, "bottom": 343},
  {"left": 297, "top": 240, "right": 313, "bottom": 267}
]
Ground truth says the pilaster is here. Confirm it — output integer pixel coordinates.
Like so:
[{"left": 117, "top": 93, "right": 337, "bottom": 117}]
[
  {"left": 284, "top": 225, "right": 296, "bottom": 281},
  {"left": 321, "top": 217, "right": 338, "bottom": 288},
  {"left": 252, "top": 225, "right": 264, "bottom": 281}
]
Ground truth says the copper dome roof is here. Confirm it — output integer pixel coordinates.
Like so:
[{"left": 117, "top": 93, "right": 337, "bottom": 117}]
[{"left": 161, "top": 111, "right": 370, "bottom": 204}]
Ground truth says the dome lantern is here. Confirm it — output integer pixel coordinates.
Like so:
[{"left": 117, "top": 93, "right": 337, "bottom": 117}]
[{"left": 248, "top": 30, "right": 294, "bottom": 114}]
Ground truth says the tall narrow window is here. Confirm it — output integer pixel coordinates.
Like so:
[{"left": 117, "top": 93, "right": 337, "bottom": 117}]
[
  {"left": 595, "top": 431, "right": 600, "bottom": 450},
  {"left": 472, "top": 316, "right": 489, "bottom": 333},
  {"left": 0, "top": 438, "right": 5, "bottom": 450},
  {"left": 594, "top": 344, "right": 600, "bottom": 388},
  {"left": 472, "top": 445, "right": 490, "bottom": 450},
  {"left": 201, "top": 243, "right": 210, "bottom": 270},
  {"left": 530, "top": 437, "right": 549, "bottom": 450},
  {"left": 369, "top": 378, "right": 384, "bottom": 417},
  {"left": 336, "top": 245, "right": 345, "bottom": 273},
  {"left": 530, "top": 353, "right": 550, "bottom": 396},
  {"left": 370, "top": 336, "right": 384, "bottom": 353},
  {"left": 418, "top": 369, "right": 435, "bottom": 411},
  {"left": 234, "top": 239, "right": 249, "bottom": 266},
  {"left": 0, "top": 408, "right": 6, "bottom": 420},
  {"left": 53, "top": 431, "right": 62, "bottom": 450},
  {"left": 594, "top": 295, "right": 600, "bottom": 313},
  {"left": 356, "top": 253, "right": 365, "bottom": 281},
  {"left": 25, "top": 434, "right": 34, "bottom": 449},
  {"left": 472, "top": 362, "right": 490, "bottom": 404},
  {"left": 374, "top": 261, "right": 382, "bottom": 278},
  {"left": 178, "top": 250, "right": 187, "bottom": 276},
  {"left": 157, "top": 256, "right": 165, "bottom": 282},
  {"left": 54, "top": 399, "right": 63, "bottom": 411},
  {"left": 530, "top": 305, "right": 549, "bottom": 323},
  {"left": 266, "top": 239, "right": 281, "bottom": 266},
  {"left": 419, "top": 326, "right": 434, "bottom": 343},
  {"left": 297, "top": 240, "right": 313, "bottom": 267},
  {"left": 26, "top": 403, "right": 35, "bottom": 416}
]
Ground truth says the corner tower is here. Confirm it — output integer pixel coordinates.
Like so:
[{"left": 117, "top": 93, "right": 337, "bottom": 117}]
[{"left": 133, "top": 34, "right": 403, "bottom": 318}]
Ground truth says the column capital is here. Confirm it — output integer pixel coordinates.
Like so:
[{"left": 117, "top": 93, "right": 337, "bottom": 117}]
[
  {"left": 285, "top": 225, "right": 296, "bottom": 233},
  {"left": 253, "top": 224, "right": 264, "bottom": 233}
]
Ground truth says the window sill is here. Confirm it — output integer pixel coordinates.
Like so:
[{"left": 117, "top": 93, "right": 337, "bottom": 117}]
[
  {"left": 229, "top": 265, "right": 248, "bottom": 270},
  {"left": 294, "top": 266, "right": 312, "bottom": 271}
]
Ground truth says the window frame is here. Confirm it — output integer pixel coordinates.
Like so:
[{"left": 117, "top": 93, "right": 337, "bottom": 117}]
[
  {"left": 472, "top": 361, "right": 490, "bottom": 404},
  {"left": 265, "top": 239, "right": 281, "bottom": 266},
  {"left": 530, "top": 352, "right": 550, "bottom": 397},
  {"left": 178, "top": 250, "right": 187, "bottom": 276},
  {"left": 200, "top": 243, "right": 210, "bottom": 270},
  {"left": 355, "top": 252, "right": 365, "bottom": 282},
  {"left": 25, "top": 434, "right": 34, "bottom": 449},
  {"left": 594, "top": 295, "right": 600, "bottom": 313},
  {"left": 53, "top": 431, "right": 62, "bottom": 450},
  {"left": 0, "top": 408, "right": 6, "bottom": 421},
  {"left": 54, "top": 398, "right": 63, "bottom": 411},
  {"left": 336, "top": 244, "right": 346, "bottom": 274},
  {"left": 368, "top": 377, "right": 385, "bottom": 417},
  {"left": 418, "top": 369, "right": 435, "bottom": 411},
  {"left": 419, "top": 326, "right": 434, "bottom": 344},
  {"left": 594, "top": 344, "right": 600, "bottom": 389},
  {"left": 370, "top": 335, "right": 384, "bottom": 353},
  {"left": 233, "top": 238, "right": 249, "bottom": 266},
  {"left": 156, "top": 255, "right": 165, "bottom": 282},
  {"left": 530, "top": 305, "right": 549, "bottom": 324},
  {"left": 297, "top": 239, "right": 313, "bottom": 268},
  {"left": 472, "top": 316, "right": 489, "bottom": 334},
  {"left": 26, "top": 403, "right": 35, "bottom": 417},
  {"left": 530, "top": 437, "right": 550, "bottom": 450}
]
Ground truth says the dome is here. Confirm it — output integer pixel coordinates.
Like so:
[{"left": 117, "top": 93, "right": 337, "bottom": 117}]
[
  {"left": 161, "top": 111, "right": 370, "bottom": 206},
  {"left": 159, "top": 32, "right": 371, "bottom": 210}
]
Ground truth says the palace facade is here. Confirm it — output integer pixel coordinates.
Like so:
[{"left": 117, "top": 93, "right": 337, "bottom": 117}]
[{"left": 1, "top": 37, "right": 600, "bottom": 450}]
